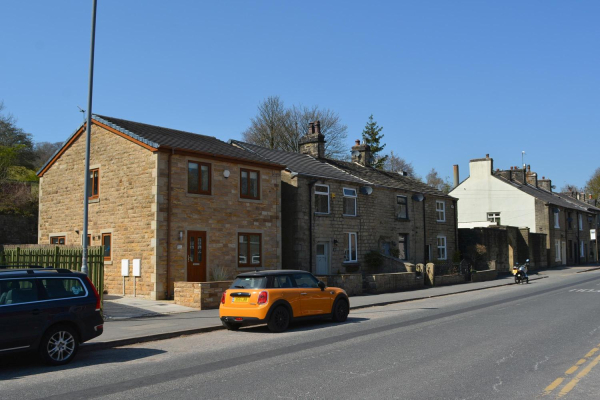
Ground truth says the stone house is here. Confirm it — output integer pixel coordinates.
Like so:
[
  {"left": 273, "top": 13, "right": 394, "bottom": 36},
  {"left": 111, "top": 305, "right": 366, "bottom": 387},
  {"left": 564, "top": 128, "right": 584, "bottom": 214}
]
[
  {"left": 37, "top": 115, "right": 283, "bottom": 299},
  {"left": 232, "top": 122, "right": 457, "bottom": 274},
  {"left": 449, "top": 155, "right": 600, "bottom": 267}
]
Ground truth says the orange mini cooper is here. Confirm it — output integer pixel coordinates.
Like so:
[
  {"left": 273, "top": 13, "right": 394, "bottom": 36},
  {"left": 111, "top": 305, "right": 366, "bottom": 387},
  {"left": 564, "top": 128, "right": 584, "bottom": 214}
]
[{"left": 219, "top": 270, "right": 349, "bottom": 332}]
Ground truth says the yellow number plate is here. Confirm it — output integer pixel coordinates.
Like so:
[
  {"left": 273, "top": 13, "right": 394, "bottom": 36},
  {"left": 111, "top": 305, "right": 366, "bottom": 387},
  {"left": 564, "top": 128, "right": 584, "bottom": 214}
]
[{"left": 233, "top": 297, "right": 249, "bottom": 303}]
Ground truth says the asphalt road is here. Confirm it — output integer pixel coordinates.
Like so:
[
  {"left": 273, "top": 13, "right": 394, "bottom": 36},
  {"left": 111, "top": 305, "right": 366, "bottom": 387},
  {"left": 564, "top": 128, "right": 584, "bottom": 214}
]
[{"left": 2, "top": 269, "right": 600, "bottom": 400}]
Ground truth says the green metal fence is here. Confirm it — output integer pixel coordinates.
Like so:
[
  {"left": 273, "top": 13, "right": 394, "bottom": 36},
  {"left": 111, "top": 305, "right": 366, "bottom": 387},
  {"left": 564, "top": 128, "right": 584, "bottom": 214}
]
[{"left": 0, "top": 245, "right": 104, "bottom": 304}]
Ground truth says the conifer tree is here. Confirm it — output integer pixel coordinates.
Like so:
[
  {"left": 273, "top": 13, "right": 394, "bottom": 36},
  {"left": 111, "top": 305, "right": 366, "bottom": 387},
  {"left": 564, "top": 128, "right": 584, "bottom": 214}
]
[{"left": 361, "top": 114, "right": 388, "bottom": 169}]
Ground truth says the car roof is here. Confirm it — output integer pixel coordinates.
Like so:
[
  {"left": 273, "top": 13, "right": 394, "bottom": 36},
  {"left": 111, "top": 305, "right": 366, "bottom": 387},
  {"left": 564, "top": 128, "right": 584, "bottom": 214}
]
[
  {"left": 236, "top": 269, "right": 312, "bottom": 277},
  {"left": 0, "top": 268, "right": 87, "bottom": 277}
]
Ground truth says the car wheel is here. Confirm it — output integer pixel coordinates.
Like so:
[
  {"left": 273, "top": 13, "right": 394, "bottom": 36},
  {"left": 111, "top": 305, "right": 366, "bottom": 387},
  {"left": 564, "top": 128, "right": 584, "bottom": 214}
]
[
  {"left": 514, "top": 275, "right": 519, "bottom": 284},
  {"left": 267, "top": 306, "right": 290, "bottom": 333},
  {"left": 222, "top": 320, "right": 241, "bottom": 331},
  {"left": 39, "top": 324, "right": 79, "bottom": 366},
  {"left": 332, "top": 299, "right": 349, "bottom": 323}
]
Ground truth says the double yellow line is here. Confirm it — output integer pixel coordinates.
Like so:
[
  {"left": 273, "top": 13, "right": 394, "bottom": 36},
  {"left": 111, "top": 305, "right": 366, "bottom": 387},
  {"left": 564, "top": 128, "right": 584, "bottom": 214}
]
[{"left": 543, "top": 345, "right": 600, "bottom": 397}]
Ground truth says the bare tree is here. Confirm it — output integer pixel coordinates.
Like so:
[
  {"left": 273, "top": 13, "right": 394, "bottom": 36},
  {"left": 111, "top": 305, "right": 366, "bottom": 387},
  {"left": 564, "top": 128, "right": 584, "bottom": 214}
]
[
  {"left": 426, "top": 168, "right": 452, "bottom": 193},
  {"left": 242, "top": 97, "right": 348, "bottom": 159},
  {"left": 384, "top": 151, "right": 417, "bottom": 178},
  {"left": 34, "top": 141, "right": 63, "bottom": 170},
  {"left": 559, "top": 183, "right": 581, "bottom": 193}
]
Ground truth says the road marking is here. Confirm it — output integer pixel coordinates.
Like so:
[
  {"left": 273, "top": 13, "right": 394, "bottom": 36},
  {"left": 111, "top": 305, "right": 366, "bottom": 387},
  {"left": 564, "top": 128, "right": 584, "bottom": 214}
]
[
  {"left": 565, "top": 365, "right": 578, "bottom": 375},
  {"left": 585, "top": 348, "right": 598, "bottom": 358},
  {"left": 543, "top": 378, "right": 564, "bottom": 395},
  {"left": 558, "top": 354, "right": 600, "bottom": 398}
]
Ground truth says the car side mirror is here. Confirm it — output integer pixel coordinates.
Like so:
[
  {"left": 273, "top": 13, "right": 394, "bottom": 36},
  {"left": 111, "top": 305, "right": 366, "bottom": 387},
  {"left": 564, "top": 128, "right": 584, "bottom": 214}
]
[{"left": 318, "top": 281, "right": 326, "bottom": 291}]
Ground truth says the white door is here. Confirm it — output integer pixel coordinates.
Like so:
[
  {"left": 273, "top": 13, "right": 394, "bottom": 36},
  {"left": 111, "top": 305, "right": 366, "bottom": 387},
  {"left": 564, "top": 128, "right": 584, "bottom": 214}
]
[
  {"left": 316, "top": 242, "right": 329, "bottom": 275},
  {"left": 561, "top": 241, "right": 567, "bottom": 265}
]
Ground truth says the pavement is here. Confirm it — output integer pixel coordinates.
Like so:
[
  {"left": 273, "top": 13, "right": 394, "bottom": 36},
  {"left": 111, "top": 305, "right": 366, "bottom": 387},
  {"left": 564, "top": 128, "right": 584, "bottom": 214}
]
[{"left": 84, "top": 265, "right": 600, "bottom": 351}]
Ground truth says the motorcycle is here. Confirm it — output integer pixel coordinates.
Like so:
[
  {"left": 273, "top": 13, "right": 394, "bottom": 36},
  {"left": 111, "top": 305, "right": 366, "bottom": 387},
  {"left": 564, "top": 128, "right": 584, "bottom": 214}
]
[{"left": 512, "top": 259, "right": 529, "bottom": 284}]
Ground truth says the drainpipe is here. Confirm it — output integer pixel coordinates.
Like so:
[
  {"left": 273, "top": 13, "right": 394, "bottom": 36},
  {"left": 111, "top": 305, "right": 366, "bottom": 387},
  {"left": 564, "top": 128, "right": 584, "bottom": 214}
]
[
  {"left": 166, "top": 149, "right": 174, "bottom": 298},
  {"left": 308, "top": 179, "right": 319, "bottom": 273},
  {"left": 422, "top": 197, "right": 427, "bottom": 262},
  {"left": 453, "top": 199, "right": 458, "bottom": 257}
]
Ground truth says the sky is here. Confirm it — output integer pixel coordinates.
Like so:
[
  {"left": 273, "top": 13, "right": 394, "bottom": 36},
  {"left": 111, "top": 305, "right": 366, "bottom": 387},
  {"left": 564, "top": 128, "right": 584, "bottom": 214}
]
[{"left": 1, "top": 1, "right": 599, "bottom": 189}]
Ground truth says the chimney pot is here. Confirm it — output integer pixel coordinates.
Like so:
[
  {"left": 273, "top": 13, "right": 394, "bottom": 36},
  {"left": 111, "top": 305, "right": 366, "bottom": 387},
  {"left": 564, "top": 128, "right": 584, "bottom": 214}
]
[
  {"left": 486, "top": 154, "right": 489, "bottom": 159},
  {"left": 355, "top": 139, "right": 360, "bottom": 145}
]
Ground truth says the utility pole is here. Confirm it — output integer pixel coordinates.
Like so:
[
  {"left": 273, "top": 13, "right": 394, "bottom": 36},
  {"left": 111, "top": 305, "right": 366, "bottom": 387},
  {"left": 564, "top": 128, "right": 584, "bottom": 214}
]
[{"left": 82, "top": 0, "right": 97, "bottom": 276}]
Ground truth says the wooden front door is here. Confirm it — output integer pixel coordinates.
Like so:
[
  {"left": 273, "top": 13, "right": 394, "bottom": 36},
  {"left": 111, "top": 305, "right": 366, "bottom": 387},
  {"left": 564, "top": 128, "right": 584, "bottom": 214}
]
[{"left": 187, "top": 231, "right": 207, "bottom": 282}]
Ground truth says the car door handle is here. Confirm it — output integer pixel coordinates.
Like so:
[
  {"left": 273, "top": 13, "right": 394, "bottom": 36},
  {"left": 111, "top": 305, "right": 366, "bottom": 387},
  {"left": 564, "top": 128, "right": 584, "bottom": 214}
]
[
  {"left": 32, "top": 309, "right": 41, "bottom": 315},
  {"left": 300, "top": 293, "right": 307, "bottom": 295}
]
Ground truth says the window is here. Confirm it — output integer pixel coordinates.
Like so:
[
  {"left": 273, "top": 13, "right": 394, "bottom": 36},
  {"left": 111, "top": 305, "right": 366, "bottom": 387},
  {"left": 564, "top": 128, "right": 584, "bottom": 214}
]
[
  {"left": 88, "top": 168, "right": 99, "bottom": 199},
  {"left": 240, "top": 168, "right": 260, "bottom": 200},
  {"left": 102, "top": 233, "right": 112, "bottom": 261},
  {"left": 0, "top": 279, "right": 38, "bottom": 305},
  {"left": 436, "top": 201, "right": 446, "bottom": 222},
  {"left": 292, "top": 273, "right": 319, "bottom": 288},
  {"left": 188, "top": 161, "right": 211, "bottom": 195},
  {"left": 344, "top": 232, "right": 357, "bottom": 263},
  {"left": 273, "top": 275, "right": 294, "bottom": 289},
  {"left": 343, "top": 188, "right": 357, "bottom": 216},
  {"left": 50, "top": 236, "right": 65, "bottom": 245},
  {"left": 437, "top": 236, "right": 447, "bottom": 260},
  {"left": 82, "top": 234, "right": 91, "bottom": 246},
  {"left": 398, "top": 234, "right": 409, "bottom": 260},
  {"left": 238, "top": 233, "right": 261, "bottom": 267},
  {"left": 555, "top": 239, "right": 561, "bottom": 261},
  {"left": 567, "top": 212, "right": 573, "bottom": 230},
  {"left": 579, "top": 214, "right": 583, "bottom": 231},
  {"left": 315, "top": 185, "right": 330, "bottom": 214},
  {"left": 41, "top": 278, "right": 87, "bottom": 299},
  {"left": 554, "top": 210, "right": 560, "bottom": 228},
  {"left": 397, "top": 196, "right": 408, "bottom": 219},
  {"left": 580, "top": 241, "right": 585, "bottom": 257},
  {"left": 487, "top": 212, "right": 501, "bottom": 225}
]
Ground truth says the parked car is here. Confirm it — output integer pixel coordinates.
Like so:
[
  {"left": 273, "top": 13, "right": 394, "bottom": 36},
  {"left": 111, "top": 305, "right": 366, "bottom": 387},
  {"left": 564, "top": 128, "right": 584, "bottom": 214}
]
[
  {"left": 0, "top": 268, "right": 104, "bottom": 365},
  {"left": 219, "top": 270, "right": 349, "bottom": 332}
]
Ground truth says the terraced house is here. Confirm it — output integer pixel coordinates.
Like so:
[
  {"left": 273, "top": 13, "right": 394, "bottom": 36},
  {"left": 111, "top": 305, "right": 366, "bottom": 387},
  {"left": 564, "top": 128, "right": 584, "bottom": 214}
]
[
  {"left": 37, "top": 115, "right": 284, "bottom": 299},
  {"left": 232, "top": 122, "right": 458, "bottom": 274}
]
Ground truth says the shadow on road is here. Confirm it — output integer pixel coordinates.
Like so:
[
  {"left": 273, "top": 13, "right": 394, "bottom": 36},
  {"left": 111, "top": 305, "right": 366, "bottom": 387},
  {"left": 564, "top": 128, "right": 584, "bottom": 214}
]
[
  {"left": 239, "top": 316, "right": 369, "bottom": 334},
  {"left": 0, "top": 347, "right": 166, "bottom": 380}
]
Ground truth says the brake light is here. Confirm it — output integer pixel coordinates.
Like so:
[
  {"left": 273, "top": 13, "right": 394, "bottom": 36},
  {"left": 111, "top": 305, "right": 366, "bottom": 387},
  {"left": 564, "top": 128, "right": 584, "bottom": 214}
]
[
  {"left": 85, "top": 276, "right": 101, "bottom": 311},
  {"left": 221, "top": 291, "right": 226, "bottom": 304},
  {"left": 257, "top": 291, "right": 268, "bottom": 304}
]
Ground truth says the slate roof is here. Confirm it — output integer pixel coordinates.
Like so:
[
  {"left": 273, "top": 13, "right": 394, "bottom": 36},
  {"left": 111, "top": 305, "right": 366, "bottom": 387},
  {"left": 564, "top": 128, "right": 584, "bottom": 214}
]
[
  {"left": 230, "top": 141, "right": 368, "bottom": 184},
  {"left": 493, "top": 175, "right": 599, "bottom": 213},
  {"left": 231, "top": 140, "right": 452, "bottom": 198},
  {"left": 38, "top": 115, "right": 284, "bottom": 176}
]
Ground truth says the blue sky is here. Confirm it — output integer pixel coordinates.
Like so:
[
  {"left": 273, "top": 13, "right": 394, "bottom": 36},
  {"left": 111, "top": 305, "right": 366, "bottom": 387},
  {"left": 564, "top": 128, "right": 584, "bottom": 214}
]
[{"left": 1, "top": 1, "right": 598, "bottom": 189}]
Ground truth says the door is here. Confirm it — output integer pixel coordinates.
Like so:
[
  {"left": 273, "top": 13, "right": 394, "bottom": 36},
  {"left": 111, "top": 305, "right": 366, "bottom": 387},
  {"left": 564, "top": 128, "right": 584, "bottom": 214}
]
[
  {"left": 0, "top": 278, "right": 44, "bottom": 352},
  {"left": 292, "top": 273, "right": 333, "bottom": 316},
  {"left": 561, "top": 241, "right": 567, "bottom": 265},
  {"left": 316, "top": 242, "right": 329, "bottom": 275},
  {"left": 187, "top": 231, "right": 207, "bottom": 282}
]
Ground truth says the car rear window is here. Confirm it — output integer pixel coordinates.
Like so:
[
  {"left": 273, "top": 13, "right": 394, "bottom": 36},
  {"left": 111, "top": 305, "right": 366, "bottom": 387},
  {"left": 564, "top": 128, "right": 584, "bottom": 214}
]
[
  {"left": 231, "top": 276, "right": 267, "bottom": 289},
  {"left": 0, "top": 279, "right": 39, "bottom": 305},
  {"left": 40, "top": 278, "right": 87, "bottom": 299}
]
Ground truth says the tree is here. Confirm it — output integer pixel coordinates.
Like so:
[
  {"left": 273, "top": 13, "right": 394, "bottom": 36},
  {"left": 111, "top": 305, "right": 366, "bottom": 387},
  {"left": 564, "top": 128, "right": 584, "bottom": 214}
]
[
  {"left": 426, "top": 168, "right": 452, "bottom": 193},
  {"left": 0, "top": 101, "right": 35, "bottom": 170},
  {"left": 559, "top": 183, "right": 581, "bottom": 194},
  {"left": 242, "top": 96, "right": 348, "bottom": 159},
  {"left": 383, "top": 151, "right": 418, "bottom": 178},
  {"left": 585, "top": 168, "right": 600, "bottom": 199},
  {"left": 34, "top": 141, "right": 63, "bottom": 170},
  {"left": 361, "top": 114, "right": 388, "bottom": 169}
]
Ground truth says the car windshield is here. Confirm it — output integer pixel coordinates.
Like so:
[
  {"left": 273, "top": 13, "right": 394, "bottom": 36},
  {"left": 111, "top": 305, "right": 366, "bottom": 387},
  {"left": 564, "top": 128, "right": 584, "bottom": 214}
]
[{"left": 231, "top": 276, "right": 267, "bottom": 289}]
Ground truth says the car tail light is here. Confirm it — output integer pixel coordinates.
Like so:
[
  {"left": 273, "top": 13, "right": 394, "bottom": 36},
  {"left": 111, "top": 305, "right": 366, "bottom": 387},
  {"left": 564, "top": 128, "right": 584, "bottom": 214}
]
[
  {"left": 221, "top": 291, "right": 227, "bottom": 305},
  {"left": 85, "top": 276, "right": 101, "bottom": 311},
  {"left": 257, "top": 291, "right": 268, "bottom": 304}
]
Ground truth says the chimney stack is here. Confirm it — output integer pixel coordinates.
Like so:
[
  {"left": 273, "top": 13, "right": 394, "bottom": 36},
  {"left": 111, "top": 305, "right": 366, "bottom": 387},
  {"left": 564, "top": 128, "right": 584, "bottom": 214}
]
[
  {"left": 299, "top": 120, "right": 325, "bottom": 159},
  {"left": 351, "top": 140, "right": 372, "bottom": 167},
  {"left": 525, "top": 164, "right": 537, "bottom": 187},
  {"left": 453, "top": 164, "right": 460, "bottom": 188},
  {"left": 538, "top": 177, "right": 552, "bottom": 192}
]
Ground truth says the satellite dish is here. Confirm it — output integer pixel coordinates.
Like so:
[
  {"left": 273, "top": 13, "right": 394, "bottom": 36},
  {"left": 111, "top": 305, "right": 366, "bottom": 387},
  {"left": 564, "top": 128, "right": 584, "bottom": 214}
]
[
  {"left": 359, "top": 186, "right": 373, "bottom": 195},
  {"left": 412, "top": 193, "right": 424, "bottom": 202}
]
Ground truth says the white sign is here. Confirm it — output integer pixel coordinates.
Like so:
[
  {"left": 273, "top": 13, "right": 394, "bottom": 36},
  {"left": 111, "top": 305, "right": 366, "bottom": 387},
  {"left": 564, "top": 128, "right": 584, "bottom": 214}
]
[
  {"left": 592, "top": 229, "right": 596, "bottom": 241},
  {"left": 121, "top": 259, "right": 129, "bottom": 276},
  {"left": 133, "top": 259, "right": 141, "bottom": 277}
]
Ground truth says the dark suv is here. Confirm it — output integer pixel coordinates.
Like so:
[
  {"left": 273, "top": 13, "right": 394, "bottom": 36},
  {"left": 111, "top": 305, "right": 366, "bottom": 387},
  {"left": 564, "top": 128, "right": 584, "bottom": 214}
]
[{"left": 0, "top": 268, "right": 104, "bottom": 365}]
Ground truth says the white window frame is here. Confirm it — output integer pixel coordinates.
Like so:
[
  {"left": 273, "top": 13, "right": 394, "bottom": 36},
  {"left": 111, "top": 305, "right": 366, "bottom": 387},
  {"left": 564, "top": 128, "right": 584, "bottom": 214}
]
[
  {"left": 344, "top": 232, "right": 358, "bottom": 263},
  {"left": 437, "top": 235, "right": 447, "bottom": 260},
  {"left": 436, "top": 201, "right": 446, "bottom": 222},
  {"left": 314, "top": 184, "right": 330, "bottom": 214},
  {"left": 555, "top": 239, "right": 561, "bottom": 261},
  {"left": 342, "top": 188, "right": 357, "bottom": 216},
  {"left": 554, "top": 211, "right": 560, "bottom": 229},
  {"left": 487, "top": 212, "right": 501, "bottom": 225},
  {"left": 578, "top": 214, "right": 583, "bottom": 231}
]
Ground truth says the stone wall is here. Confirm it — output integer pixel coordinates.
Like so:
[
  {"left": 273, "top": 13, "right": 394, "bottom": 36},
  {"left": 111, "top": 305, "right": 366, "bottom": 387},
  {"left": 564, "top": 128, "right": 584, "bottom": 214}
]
[
  {"left": 281, "top": 172, "right": 457, "bottom": 275},
  {"left": 434, "top": 274, "right": 466, "bottom": 287},
  {"left": 38, "top": 124, "right": 158, "bottom": 298},
  {"left": 317, "top": 274, "right": 363, "bottom": 296},
  {"left": 363, "top": 272, "right": 424, "bottom": 294},
  {"left": 174, "top": 280, "right": 233, "bottom": 309},
  {"left": 470, "top": 269, "right": 498, "bottom": 282},
  {"left": 0, "top": 214, "right": 37, "bottom": 244}
]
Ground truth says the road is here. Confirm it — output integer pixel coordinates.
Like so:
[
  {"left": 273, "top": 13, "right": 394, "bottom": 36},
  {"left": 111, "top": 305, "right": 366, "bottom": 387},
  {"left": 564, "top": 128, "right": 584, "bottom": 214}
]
[{"left": 2, "top": 269, "right": 600, "bottom": 399}]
